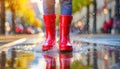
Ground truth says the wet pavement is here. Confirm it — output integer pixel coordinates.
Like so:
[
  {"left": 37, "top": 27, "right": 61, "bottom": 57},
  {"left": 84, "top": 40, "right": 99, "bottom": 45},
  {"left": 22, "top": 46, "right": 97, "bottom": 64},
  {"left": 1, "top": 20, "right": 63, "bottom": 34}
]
[
  {"left": 0, "top": 35, "right": 120, "bottom": 69},
  {"left": 72, "top": 35, "right": 120, "bottom": 46}
]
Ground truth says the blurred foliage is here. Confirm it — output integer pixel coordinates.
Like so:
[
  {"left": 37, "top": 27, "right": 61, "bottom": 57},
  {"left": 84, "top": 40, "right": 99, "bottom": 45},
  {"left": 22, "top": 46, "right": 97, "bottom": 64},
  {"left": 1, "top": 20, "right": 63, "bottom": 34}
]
[
  {"left": 6, "top": 0, "right": 35, "bottom": 24},
  {"left": 22, "top": 9, "right": 35, "bottom": 24},
  {"left": 6, "top": 0, "right": 28, "bottom": 11},
  {"left": 72, "top": 0, "right": 93, "bottom": 13},
  {"left": 70, "top": 60, "right": 93, "bottom": 69},
  {"left": 6, "top": 52, "right": 34, "bottom": 69},
  {"left": 32, "top": 18, "right": 42, "bottom": 28}
]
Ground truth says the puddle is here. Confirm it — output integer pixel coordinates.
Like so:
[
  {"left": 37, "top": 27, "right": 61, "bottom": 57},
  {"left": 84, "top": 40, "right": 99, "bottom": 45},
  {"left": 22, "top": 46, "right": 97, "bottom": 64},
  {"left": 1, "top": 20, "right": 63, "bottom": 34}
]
[{"left": 0, "top": 42, "right": 120, "bottom": 69}]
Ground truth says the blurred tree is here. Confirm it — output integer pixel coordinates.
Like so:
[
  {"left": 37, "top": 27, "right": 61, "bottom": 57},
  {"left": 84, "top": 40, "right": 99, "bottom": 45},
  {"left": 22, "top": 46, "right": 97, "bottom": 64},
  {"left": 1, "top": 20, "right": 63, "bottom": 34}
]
[
  {"left": 72, "top": 0, "right": 93, "bottom": 13},
  {"left": 32, "top": 18, "right": 42, "bottom": 28},
  {"left": 6, "top": 0, "right": 28, "bottom": 33},
  {"left": 72, "top": 0, "right": 93, "bottom": 34},
  {"left": 0, "top": 0, "right": 5, "bottom": 34},
  {"left": 113, "top": 0, "right": 120, "bottom": 34},
  {"left": 19, "top": 9, "right": 35, "bottom": 33},
  {"left": 86, "top": 5, "right": 90, "bottom": 34},
  {"left": 22, "top": 9, "right": 35, "bottom": 25},
  {"left": 6, "top": 0, "right": 35, "bottom": 33},
  {"left": 92, "top": 0, "right": 97, "bottom": 34},
  {"left": 85, "top": 0, "right": 93, "bottom": 34}
]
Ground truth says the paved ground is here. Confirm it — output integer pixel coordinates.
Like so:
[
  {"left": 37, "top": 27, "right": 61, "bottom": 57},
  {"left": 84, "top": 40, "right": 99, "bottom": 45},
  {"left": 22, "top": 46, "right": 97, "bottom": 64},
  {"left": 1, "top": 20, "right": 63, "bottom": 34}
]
[
  {"left": 71, "top": 34, "right": 120, "bottom": 46},
  {"left": 0, "top": 33, "right": 44, "bottom": 52},
  {"left": 0, "top": 34, "right": 40, "bottom": 45},
  {"left": 0, "top": 33, "right": 119, "bottom": 69},
  {"left": 1, "top": 33, "right": 120, "bottom": 52}
]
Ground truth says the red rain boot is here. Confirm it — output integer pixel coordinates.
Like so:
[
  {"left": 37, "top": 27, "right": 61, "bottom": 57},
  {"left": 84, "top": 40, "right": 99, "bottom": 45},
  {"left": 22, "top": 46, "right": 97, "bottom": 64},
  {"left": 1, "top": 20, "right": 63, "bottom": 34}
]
[
  {"left": 59, "top": 15, "right": 73, "bottom": 52},
  {"left": 42, "top": 14, "right": 56, "bottom": 51},
  {"left": 44, "top": 54, "right": 56, "bottom": 69},
  {"left": 59, "top": 53, "right": 73, "bottom": 69}
]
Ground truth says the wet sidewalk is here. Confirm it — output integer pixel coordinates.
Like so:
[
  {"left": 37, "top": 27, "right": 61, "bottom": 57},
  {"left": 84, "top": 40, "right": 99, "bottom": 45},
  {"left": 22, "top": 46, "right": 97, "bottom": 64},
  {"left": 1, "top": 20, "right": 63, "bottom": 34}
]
[
  {"left": 71, "top": 34, "right": 120, "bottom": 46},
  {"left": 0, "top": 34, "right": 40, "bottom": 45},
  {"left": 0, "top": 34, "right": 43, "bottom": 52},
  {"left": 0, "top": 34, "right": 120, "bottom": 69}
]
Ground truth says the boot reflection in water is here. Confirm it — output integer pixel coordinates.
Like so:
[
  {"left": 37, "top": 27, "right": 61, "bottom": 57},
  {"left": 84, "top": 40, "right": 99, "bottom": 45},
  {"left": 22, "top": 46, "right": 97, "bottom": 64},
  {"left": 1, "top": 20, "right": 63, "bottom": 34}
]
[
  {"left": 59, "top": 53, "right": 73, "bottom": 69},
  {"left": 42, "top": 0, "right": 73, "bottom": 52},
  {"left": 43, "top": 53, "right": 56, "bottom": 69}
]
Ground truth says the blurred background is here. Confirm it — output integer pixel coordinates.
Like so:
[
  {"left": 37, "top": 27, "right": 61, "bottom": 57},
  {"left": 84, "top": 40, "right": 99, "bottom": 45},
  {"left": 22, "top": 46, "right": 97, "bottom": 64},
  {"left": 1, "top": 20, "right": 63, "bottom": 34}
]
[
  {"left": 0, "top": 0, "right": 120, "bottom": 69},
  {"left": 0, "top": 0, "right": 119, "bottom": 35}
]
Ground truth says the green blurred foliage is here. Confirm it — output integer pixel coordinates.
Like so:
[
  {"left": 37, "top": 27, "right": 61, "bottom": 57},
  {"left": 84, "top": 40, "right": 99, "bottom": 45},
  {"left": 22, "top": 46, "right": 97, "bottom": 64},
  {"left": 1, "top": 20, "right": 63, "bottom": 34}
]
[
  {"left": 72, "top": 0, "right": 93, "bottom": 13},
  {"left": 70, "top": 60, "right": 93, "bottom": 69}
]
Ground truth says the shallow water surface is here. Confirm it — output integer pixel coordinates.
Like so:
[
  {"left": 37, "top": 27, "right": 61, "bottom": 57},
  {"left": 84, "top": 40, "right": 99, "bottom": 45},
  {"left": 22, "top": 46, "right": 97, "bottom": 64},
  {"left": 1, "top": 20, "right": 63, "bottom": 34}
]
[{"left": 2, "top": 42, "right": 120, "bottom": 69}]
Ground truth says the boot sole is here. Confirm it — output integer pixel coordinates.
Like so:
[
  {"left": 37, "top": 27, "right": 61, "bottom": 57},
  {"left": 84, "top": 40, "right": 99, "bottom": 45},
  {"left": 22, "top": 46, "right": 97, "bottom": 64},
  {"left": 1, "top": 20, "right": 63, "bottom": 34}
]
[{"left": 59, "top": 50, "right": 73, "bottom": 53}]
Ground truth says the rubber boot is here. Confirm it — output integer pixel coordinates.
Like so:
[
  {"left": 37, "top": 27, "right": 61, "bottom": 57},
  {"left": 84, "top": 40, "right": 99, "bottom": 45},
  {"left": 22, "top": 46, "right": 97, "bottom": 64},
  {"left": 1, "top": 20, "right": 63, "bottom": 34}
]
[
  {"left": 59, "top": 15, "right": 73, "bottom": 52},
  {"left": 42, "top": 14, "right": 56, "bottom": 51},
  {"left": 44, "top": 54, "right": 56, "bottom": 69},
  {"left": 59, "top": 53, "right": 72, "bottom": 69}
]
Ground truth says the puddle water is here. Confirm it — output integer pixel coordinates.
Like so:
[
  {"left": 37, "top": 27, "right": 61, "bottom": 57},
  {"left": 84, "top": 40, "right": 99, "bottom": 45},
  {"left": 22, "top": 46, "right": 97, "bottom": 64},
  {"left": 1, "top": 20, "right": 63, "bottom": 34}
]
[{"left": 1, "top": 41, "right": 120, "bottom": 69}]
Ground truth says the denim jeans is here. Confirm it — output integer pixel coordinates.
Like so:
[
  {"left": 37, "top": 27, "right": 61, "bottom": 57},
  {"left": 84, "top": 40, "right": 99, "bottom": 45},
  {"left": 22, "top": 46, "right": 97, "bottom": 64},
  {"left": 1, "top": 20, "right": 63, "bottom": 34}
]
[{"left": 43, "top": 0, "right": 72, "bottom": 15}]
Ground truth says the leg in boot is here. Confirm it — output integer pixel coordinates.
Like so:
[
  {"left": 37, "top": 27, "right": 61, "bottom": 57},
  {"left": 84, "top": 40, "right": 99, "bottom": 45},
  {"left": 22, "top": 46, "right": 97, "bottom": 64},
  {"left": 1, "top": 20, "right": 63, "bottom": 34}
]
[
  {"left": 42, "top": 14, "right": 56, "bottom": 51},
  {"left": 59, "top": 15, "right": 73, "bottom": 52},
  {"left": 59, "top": 0, "right": 73, "bottom": 52},
  {"left": 42, "top": 0, "right": 56, "bottom": 51}
]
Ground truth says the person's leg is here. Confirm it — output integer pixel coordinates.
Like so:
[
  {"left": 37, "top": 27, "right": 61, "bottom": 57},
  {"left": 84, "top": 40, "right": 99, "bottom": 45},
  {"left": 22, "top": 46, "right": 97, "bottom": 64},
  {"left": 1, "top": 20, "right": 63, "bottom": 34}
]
[
  {"left": 42, "top": 0, "right": 56, "bottom": 51},
  {"left": 60, "top": 0, "right": 72, "bottom": 15},
  {"left": 43, "top": 0, "right": 55, "bottom": 14},
  {"left": 59, "top": 0, "right": 73, "bottom": 52}
]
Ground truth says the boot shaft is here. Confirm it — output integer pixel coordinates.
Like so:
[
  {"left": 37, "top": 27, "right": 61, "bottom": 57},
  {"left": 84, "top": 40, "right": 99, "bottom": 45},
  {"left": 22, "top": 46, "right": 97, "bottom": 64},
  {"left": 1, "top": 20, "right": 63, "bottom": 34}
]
[
  {"left": 44, "top": 14, "right": 56, "bottom": 39},
  {"left": 59, "top": 15, "right": 73, "bottom": 42}
]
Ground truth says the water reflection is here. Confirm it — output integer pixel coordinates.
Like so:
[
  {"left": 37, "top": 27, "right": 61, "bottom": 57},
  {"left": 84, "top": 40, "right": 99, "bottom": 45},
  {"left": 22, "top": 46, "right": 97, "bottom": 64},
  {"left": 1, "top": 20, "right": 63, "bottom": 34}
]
[
  {"left": 1, "top": 51, "right": 6, "bottom": 69},
  {"left": 93, "top": 44, "right": 98, "bottom": 69},
  {"left": 87, "top": 43, "right": 90, "bottom": 66},
  {"left": 29, "top": 52, "right": 72, "bottom": 69},
  {"left": 59, "top": 53, "right": 72, "bottom": 69},
  {"left": 43, "top": 53, "right": 56, "bottom": 69},
  {"left": 1, "top": 42, "right": 120, "bottom": 69}
]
